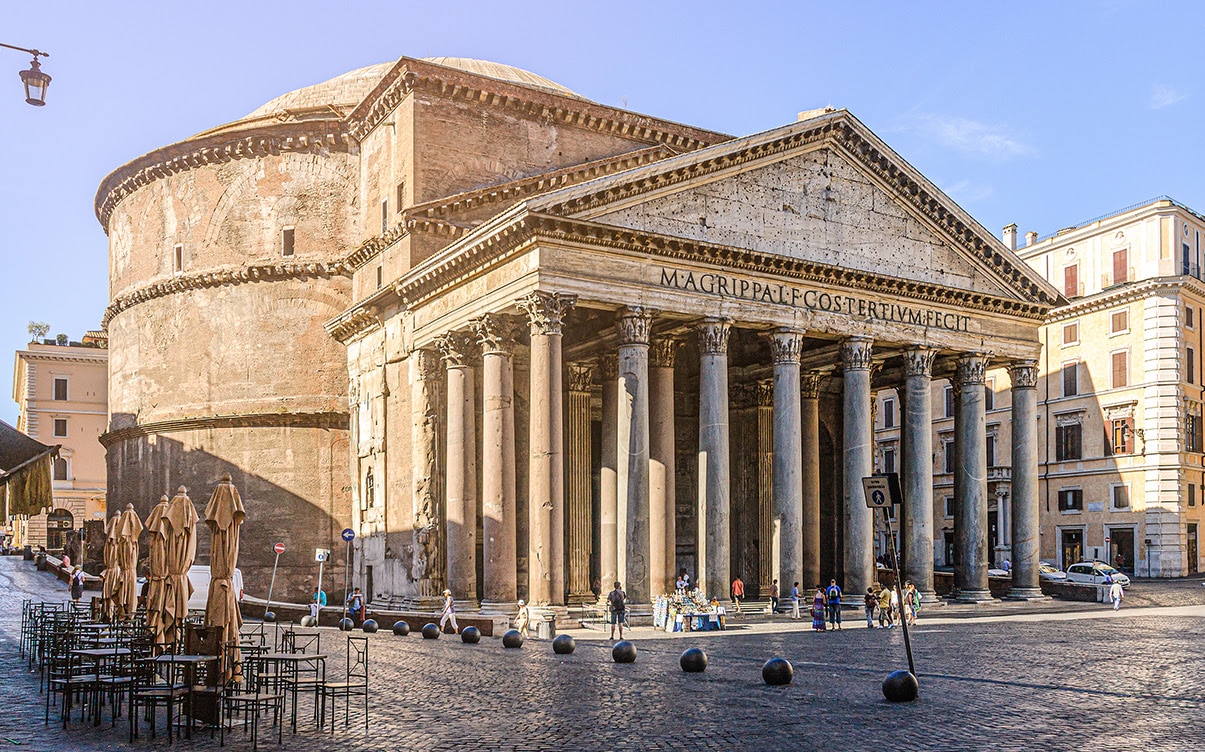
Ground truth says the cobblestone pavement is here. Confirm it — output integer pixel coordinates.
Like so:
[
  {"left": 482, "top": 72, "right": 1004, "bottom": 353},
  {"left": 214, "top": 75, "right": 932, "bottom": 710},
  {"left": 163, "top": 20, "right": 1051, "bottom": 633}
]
[{"left": 1, "top": 556, "right": 1202, "bottom": 751}]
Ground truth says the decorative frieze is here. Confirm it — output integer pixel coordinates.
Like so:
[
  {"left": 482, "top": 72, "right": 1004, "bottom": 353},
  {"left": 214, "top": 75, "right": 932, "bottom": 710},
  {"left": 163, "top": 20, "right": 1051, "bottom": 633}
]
[
  {"left": 517, "top": 291, "right": 578, "bottom": 335},
  {"left": 841, "top": 337, "right": 874, "bottom": 371},
  {"left": 767, "top": 328, "right": 804, "bottom": 364},
  {"left": 616, "top": 306, "right": 655, "bottom": 346},
  {"left": 1007, "top": 360, "right": 1039, "bottom": 389},
  {"left": 697, "top": 318, "right": 732, "bottom": 355},
  {"left": 902, "top": 346, "right": 937, "bottom": 378},
  {"left": 470, "top": 313, "right": 519, "bottom": 355},
  {"left": 956, "top": 353, "right": 988, "bottom": 386},
  {"left": 801, "top": 371, "right": 824, "bottom": 399},
  {"left": 567, "top": 361, "right": 596, "bottom": 392},
  {"left": 649, "top": 338, "right": 680, "bottom": 368}
]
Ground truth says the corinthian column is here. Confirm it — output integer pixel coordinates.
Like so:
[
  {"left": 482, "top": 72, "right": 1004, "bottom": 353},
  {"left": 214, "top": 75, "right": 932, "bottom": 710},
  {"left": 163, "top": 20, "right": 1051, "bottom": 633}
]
[
  {"left": 842, "top": 337, "right": 875, "bottom": 603},
  {"left": 410, "top": 348, "right": 443, "bottom": 598},
  {"left": 617, "top": 307, "right": 654, "bottom": 605},
  {"left": 599, "top": 354, "right": 619, "bottom": 603},
  {"left": 901, "top": 346, "right": 936, "bottom": 601},
  {"left": 801, "top": 371, "right": 823, "bottom": 591},
  {"left": 768, "top": 329, "right": 803, "bottom": 602},
  {"left": 436, "top": 331, "right": 478, "bottom": 605},
  {"left": 518, "top": 291, "right": 577, "bottom": 606},
  {"left": 471, "top": 314, "right": 518, "bottom": 611},
  {"left": 1006, "top": 360, "right": 1044, "bottom": 600},
  {"left": 697, "top": 318, "right": 732, "bottom": 599},
  {"left": 954, "top": 353, "right": 993, "bottom": 603},
  {"left": 567, "top": 361, "right": 596, "bottom": 603},
  {"left": 649, "top": 338, "right": 679, "bottom": 598}
]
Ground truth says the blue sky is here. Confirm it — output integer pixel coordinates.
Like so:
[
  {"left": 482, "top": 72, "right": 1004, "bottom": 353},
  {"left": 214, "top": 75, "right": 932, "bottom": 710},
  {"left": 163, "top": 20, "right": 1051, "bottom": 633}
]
[{"left": 2, "top": 1, "right": 1203, "bottom": 425}]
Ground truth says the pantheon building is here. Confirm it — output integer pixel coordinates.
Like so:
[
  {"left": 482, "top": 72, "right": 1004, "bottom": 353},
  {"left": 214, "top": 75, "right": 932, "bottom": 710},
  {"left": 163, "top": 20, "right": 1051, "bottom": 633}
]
[{"left": 96, "top": 57, "right": 1059, "bottom": 606}]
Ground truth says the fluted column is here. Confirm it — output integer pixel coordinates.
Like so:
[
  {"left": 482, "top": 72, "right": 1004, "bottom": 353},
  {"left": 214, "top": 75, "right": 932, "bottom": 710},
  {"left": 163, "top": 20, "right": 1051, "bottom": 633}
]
[
  {"left": 649, "top": 338, "right": 678, "bottom": 598},
  {"left": 410, "top": 348, "right": 443, "bottom": 598},
  {"left": 801, "top": 371, "right": 823, "bottom": 591},
  {"left": 1006, "top": 360, "right": 1044, "bottom": 600},
  {"left": 617, "top": 307, "right": 655, "bottom": 604},
  {"left": 842, "top": 337, "right": 875, "bottom": 603},
  {"left": 697, "top": 318, "right": 732, "bottom": 599},
  {"left": 518, "top": 291, "right": 577, "bottom": 606},
  {"left": 471, "top": 314, "right": 518, "bottom": 611},
  {"left": 567, "top": 361, "right": 595, "bottom": 603},
  {"left": 902, "top": 346, "right": 937, "bottom": 601},
  {"left": 768, "top": 329, "right": 803, "bottom": 601},
  {"left": 436, "top": 332, "right": 478, "bottom": 605},
  {"left": 599, "top": 355, "right": 619, "bottom": 602},
  {"left": 954, "top": 353, "right": 993, "bottom": 603}
]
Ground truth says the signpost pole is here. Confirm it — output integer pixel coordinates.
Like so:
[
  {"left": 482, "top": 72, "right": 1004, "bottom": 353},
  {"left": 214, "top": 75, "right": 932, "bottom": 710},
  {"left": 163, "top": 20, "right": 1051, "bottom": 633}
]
[
  {"left": 863, "top": 473, "right": 918, "bottom": 684},
  {"left": 340, "top": 528, "right": 355, "bottom": 625},
  {"left": 882, "top": 506, "right": 917, "bottom": 677},
  {"left": 264, "top": 551, "right": 281, "bottom": 619}
]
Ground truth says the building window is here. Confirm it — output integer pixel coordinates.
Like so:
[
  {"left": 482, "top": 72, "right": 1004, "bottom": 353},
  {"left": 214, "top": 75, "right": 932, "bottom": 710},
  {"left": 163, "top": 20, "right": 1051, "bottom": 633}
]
[
  {"left": 173, "top": 244, "right": 183, "bottom": 274},
  {"left": 1056, "top": 423, "right": 1082, "bottom": 461},
  {"left": 53, "top": 418, "right": 67, "bottom": 438},
  {"left": 944, "top": 385, "right": 955, "bottom": 417},
  {"left": 1112, "top": 248, "right": 1128, "bottom": 285},
  {"left": 943, "top": 440, "right": 955, "bottom": 474},
  {"left": 1063, "top": 264, "right": 1078, "bottom": 297},
  {"left": 52, "top": 457, "right": 67, "bottom": 481},
  {"left": 1110, "top": 309, "right": 1128, "bottom": 334},
  {"left": 362, "top": 469, "right": 374, "bottom": 513},
  {"left": 396, "top": 182, "right": 406, "bottom": 211},
  {"left": 943, "top": 496, "right": 954, "bottom": 518},
  {"left": 1057, "top": 488, "right": 1083, "bottom": 512},
  {"left": 1062, "top": 362, "right": 1078, "bottom": 397},
  {"left": 1187, "top": 413, "right": 1203, "bottom": 453},
  {"left": 1190, "top": 348, "right": 1196, "bottom": 385},
  {"left": 282, "top": 227, "right": 295, "bottom": 257},
  {"left": 1190, "top": 484, "right": 1196, "bottom": 508},
  {"left": 1111, "top": 484, "right": 1130, "bottom": 510},
  {"left": 381, "top": 199, "right": 389, "bottom": 234},
  {"left": 1063, "top": 322, "right": 1079, "bottom": 346},
  {"left": 1111, "top": 351, "right": 1128, "bottom": 389},
  {"left": 883, "top": 398, "right": 896, "bottom": 428},
  {"left": 376, "top": 266, "right": 383, "bottom": 290},
  {"left": 986, "top": 434, "right": 997, "bottom": 468},
  {"left": 1108, "top": 417, "right": 1134, "bottom": 455},
  {"left": 53, "top": 378, "right": 67, "bottom": 401},
  {"left": 984, "top": 379, "right": 995, "bottom": 411},
  {"left": 1188, "top": 305, "right": 1196, "bottom": 329},
  {"left": 882, "top": 447, "right": 896, "bottom": 475},
  {"left": 1184, "top": 243, "right": 1194, "bottom": 276}
]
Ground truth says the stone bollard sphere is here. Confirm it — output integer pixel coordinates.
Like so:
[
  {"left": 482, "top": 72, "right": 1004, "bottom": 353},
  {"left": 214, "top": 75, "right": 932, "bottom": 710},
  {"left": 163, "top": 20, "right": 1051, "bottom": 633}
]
[
  {"left": 552, "top": 634, "right": 576, "bottom": 655},
  {"left": 392, "top": 620, "right": 411, "bottom": 636},
  {"left": 338, "top": 618, "right": 355, "bottom": 632},
  {"left": 882, "top": 670, "right": 919, "bottom": 702},
  {"left": 612, "top": 640, "right": 637, "bottom": 663},
  {"left": 299, "top": 615, "right": 317, "bottom": 628},
  {"left": 263, "top": 611, "right": 276, "bottom": 623},
  {"left": 680, "top": 647, "right": 708, "bottom": 673},
  {"left": 502, "top": 629, "right": 524, "bottom": 648},
  {"left": 762, "top": 657, "right": 793, "bottom": 686},
  {"left": 421, "top": 623, "right": 441, "bottom": 639},
  {"left": 461, "top": 626, "right": 481, "bottom": 644},
  {"left": 361, "top": 619, "right": 379, "bottom": 633}
]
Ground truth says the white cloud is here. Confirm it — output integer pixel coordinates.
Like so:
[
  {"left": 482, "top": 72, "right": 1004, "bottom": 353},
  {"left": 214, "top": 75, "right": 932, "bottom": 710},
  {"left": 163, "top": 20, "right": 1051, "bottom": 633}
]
[
  {"left": 912, "top": 115, "right": 1035, "bottom": 162},
  {"left": 1149, "top": 83, "right": 1187, "bottom": 109},
  {"left": 944, "top": 179, "right": 994, "bottom": 204}
]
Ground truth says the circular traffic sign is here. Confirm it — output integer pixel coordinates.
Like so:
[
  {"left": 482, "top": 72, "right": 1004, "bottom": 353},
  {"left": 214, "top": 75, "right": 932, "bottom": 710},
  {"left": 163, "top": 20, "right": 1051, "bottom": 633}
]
[
  {"left": 273, "top": 542, "right": 286, "bottom": 555},
  {"left": 341, "top": 528, "right": 355, "bottom": 542}
]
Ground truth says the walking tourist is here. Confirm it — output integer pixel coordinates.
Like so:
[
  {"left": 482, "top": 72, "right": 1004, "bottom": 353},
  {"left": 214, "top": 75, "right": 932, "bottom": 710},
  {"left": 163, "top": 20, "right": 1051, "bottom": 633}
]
[
  {"left": 346, "top": 586, "right": 365, "bottom": 627},
  {"left": 730, "top": 575, "right": 744, "bottom": 613},
  {"left": 790, "top": 582, "right": 801, "bottom": 619},
  {"left": 825, "top": 579, "right": 843, "bottom": 629},
  {"left": 439, "top": 588, "right": 460, "bottom": 633},
  {"left": 70, "top": 566, "right": 84, "bottom": 604},
  {"left": 769, "top": 579, "right": 780, "bottom": 614},
  {"left": 811, "top": 587, "right": 827, "bottom": 631},
  {"left": 607, "top": 581, "right": 627, "bottom": 640},
  {"left": 878, "top": 585, "right": 894, "bottom": 628},
  {"left": 514, "top": 599, "right": 530, "bottom": 637},
  {"left": 1109, "top": 579, "right": 1125, "bottom": 610},
  {"left": 864, "top": 587, "right": 877, "bottom": 628},
  {"left": 904, "top": 582, "right": 920, "bottom": 625}
]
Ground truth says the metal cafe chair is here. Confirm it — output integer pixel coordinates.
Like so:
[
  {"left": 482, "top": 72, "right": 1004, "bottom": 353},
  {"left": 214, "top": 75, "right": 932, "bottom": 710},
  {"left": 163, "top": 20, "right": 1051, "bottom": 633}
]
[
  {"left": 319, "top": 635, "right": 368, "bottom": 732},
  {"left": 128, "top": 653, "right": 189, "bottom": 742},
  {"left": 280, "top": 630, "right": 323, "bottom": 732},
  {"left": 221, "top": 643, "right": 284, "bottom": 751}
]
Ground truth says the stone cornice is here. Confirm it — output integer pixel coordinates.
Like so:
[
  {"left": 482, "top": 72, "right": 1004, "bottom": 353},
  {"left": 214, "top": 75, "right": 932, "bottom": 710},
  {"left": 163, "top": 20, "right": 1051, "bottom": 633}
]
[
  {"left": 104, "top": 260, "right": 352, "bottom": 327},
  {"left": 344, "top": 215, "right": 468, "bottom": 271},
  {"left": 15, "top": 349, "right": 108, "bottom": 365},
  {"left": 95, "top": 119, "right": 353, "bottom": 231},
  {"left": 326, "top": 307, "right": 384, "bottom": 345},
  {"left": 99, "top": 411, "right": 349, "bottom": 448},
  {"left": 1044, "top": 276, "right": 1204, "bottom": 323},
  {"left": 346, "top": 57, "right": 729, "bottom": 149}
]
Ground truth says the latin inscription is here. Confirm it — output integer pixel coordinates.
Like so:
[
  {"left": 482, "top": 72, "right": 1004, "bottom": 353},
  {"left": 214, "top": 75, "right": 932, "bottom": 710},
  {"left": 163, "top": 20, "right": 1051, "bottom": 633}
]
[{"left": 658, "top": 267, "right": 971, "bottom": 333}]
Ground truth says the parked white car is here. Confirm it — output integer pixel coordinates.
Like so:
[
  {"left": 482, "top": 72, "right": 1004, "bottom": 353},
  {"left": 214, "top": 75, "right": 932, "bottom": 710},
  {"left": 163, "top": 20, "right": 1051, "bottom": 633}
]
[
  {"left": 1064, "top": 561, "right": 1130, "bottom": 588},
  {"left": 1039, "top": 562, "right": 1067, "bottom": 582},
  {"left": 186, "top": 566, "right": 244, "bottom": 611}
]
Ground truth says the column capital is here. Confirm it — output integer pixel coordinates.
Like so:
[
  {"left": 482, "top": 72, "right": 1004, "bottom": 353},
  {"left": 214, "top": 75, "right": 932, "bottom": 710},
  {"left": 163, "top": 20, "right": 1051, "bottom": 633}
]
[
  {"left": 567, "top": 361, "right": 596, "bottom": 392},
  {"left": 757, "top": 378, "right": 774, "bottom": 407},
  {"left": 697, "top": 318, "right": 733, "bottom": 355},
  {"left": 955, "top": 352, "right": 989, "bottom": 386},
  {"left": 801, "top": 371, "right": 825, "bottom": 399},
  {"left": 470, "top": 313, "right": 519, "bottom": 355},
  {"left": 600, "top": 354, "right": 619, "bottom": 380},
  {"left": 902, "top": 346, "right": 937, "bottom": 378},
  {"left": 1007, "top": 359, "right": 1039, "bottom": 389},
  {"left": 616, "top": 306, "right": 656, "bottom": 346},
  {"left": 649, "top": 338, "right": 680, "bottom": 368},
  {"left": 766, "top": 328, "right": 804, "bottom": 364},
  {"left": 517, "top": 291, "right": 578, "bottom": 336},
  {"left": 435, "top": 331, "right": 477, "bottom": 368},
  {"left": 412, "top": 348, "right": 442, "bottom": 380},
  {"left": 840, "top": 337, "right": 874, "bottom": 371}
]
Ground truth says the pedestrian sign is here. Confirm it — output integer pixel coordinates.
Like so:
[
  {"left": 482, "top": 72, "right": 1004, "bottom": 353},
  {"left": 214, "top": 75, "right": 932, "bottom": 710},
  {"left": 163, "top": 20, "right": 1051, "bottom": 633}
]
[
  {"left": 315, "top": 548, "right": 331, "bottom": 562},
  {"left": 862, "top": 473, "right": 902, "bottom": 509},
  {"left": 341, "top": 528, "right": 355, "bottom": 542}
]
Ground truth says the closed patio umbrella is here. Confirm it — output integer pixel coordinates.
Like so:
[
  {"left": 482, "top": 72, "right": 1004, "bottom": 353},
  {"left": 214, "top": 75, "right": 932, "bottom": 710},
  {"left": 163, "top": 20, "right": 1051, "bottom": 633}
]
[
  {"left": 115, "top": 504, "right": 144, "bottom": 620},
  {"left": 204, "top": 474, "right": 245, "bottom": 681},
  {"left": 161, "top": 486, "right": 199, "bottom": 648},
  {"left": 100, "top": 515, "right": 121, "bottom": 621},
  {"left": 143, "top": 495, "right": 170, "bottom": 644}
]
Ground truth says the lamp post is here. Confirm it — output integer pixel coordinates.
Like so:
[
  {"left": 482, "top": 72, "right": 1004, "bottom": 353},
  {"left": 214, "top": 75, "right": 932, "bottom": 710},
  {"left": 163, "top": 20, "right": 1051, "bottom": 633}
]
[{"left": 0, "top": 42, "right": 51, "bottom": 106}]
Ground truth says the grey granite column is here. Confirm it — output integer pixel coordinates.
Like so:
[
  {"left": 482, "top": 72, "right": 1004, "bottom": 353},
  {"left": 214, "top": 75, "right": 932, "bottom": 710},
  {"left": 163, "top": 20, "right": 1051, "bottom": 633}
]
[
  {"left": 649, "top": 338, "right": 679, "bottom": 598},
  {"left": 599, "top": 354, "right": 619, "bottom": 601},
  {"left": 697, "top": 318, "right": 732, "bottom": 600},
  {"left": 617, "top": 307, "right": 654, "bottom": 604},
  {"left": 769, "top": 329, "right": 803, "bottom": 602},
  {"left": 902, "top": 346, "right": 937, "bottom": 601},
  {"left": 566, "top": 361, "right": 596, "bottom": 603},
  {"left": 436, "top": 332, "right": 478, "bottom": 606},
  {"left": 1006, "top": 360, "right": 1044, "bottom": 600},
  {"left": 801, "top": 372, "right": 823, "bottom": 591},
  {"left": 519, "top": 292, "right": 576, "bottom": 606},
  {"left": 471, "top": 314, "right": 518, "bottom": 611},
  {"left": 954, "top": 353, "right": 993, "bottom": 603},
  {"left": 841, "top": 337, "right": 875, "bottom": 603}
]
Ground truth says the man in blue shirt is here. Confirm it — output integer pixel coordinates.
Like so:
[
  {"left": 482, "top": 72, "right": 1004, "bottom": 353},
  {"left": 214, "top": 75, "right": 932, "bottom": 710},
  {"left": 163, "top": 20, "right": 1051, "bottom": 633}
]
[{"left": 825, "top": 579, "right": 843, "bottom": 630}]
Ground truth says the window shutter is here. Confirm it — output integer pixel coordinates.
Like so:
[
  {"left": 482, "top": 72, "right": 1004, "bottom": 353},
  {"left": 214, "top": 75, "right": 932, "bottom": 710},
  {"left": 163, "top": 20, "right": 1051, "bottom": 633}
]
[
  {"left": 1112, "top": 352, "right": 1128, "bottom": 388},
  {"left": 1113, "top": 249, "right": 1128, "bottom": 284},
  {"left": 1064, "top": 265, "right": 1078, "bottom": 297},
  {"left": 1104, "top": 423, "right": 1114, "bottom": 457},
  {"left": 1056, "top": 425, "right": 1065, "bottom": 461}
]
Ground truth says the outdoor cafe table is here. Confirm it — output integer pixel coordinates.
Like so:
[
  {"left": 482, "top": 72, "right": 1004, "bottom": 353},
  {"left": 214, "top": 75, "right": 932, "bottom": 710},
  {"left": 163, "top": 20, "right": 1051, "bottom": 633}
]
[
  {"left": 247, "top": 652, "right": 328, "bottom": 732},
  {"left": 142, "top": 654, "right": 221, "bottom": 737},
  {"left": 70, "top": 647, "right": 132, "bottom": 725}
]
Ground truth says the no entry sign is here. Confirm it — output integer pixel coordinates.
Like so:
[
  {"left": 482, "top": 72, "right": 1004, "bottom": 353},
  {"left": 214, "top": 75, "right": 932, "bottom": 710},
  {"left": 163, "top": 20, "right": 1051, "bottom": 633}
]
[{"left": 273, "top": 542, "right": 286, "bottom": 555}]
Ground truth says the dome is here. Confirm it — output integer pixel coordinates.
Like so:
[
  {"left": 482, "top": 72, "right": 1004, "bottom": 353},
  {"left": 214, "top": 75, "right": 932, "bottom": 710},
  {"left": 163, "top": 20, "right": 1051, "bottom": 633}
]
[{"left": 421, "top": 57, "right": 583, "bottom": 100}]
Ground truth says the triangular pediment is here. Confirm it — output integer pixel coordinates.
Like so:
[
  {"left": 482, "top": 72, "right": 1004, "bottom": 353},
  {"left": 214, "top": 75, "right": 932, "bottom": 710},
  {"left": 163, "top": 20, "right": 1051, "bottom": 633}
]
[{"left": 528, "top": 112, "right": 1060, "bottom": 306}]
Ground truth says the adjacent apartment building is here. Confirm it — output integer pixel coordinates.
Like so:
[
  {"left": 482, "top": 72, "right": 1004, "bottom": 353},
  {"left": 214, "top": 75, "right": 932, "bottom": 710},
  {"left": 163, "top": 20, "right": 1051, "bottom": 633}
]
[
  {"left": 11, "top": 332, "right": 108, "bottom": 549},
  {"left": 875, "top": 197, "right": 1205, "bottom": 578}
]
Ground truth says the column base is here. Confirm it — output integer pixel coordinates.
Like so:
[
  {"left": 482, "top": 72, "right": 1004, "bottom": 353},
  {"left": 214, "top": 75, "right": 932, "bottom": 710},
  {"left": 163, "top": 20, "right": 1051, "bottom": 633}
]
[
  {"left": 452, "top": 599, "right": 481, "bottom": 613},
  {"left": 948, "top": 589, "right": 995, "bottom": 604},
  {"left": 918, "top": 590, "right": 945, "bottom": 606},
  {"left": 1003, "top": 588, "right": 1047, "bottom": 602},
  {"left": 567, "top": 591, "right": 599, "bottom": 606},
  {"left": 479, "top": 600, "right": 519, "bottom": 617}
]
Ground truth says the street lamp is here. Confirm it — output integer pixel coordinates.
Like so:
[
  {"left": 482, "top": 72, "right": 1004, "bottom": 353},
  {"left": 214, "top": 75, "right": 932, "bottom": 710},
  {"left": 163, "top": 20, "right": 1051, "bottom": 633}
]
[{"left": 0, "top": 42, "right": 51, "bottom": 106}]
